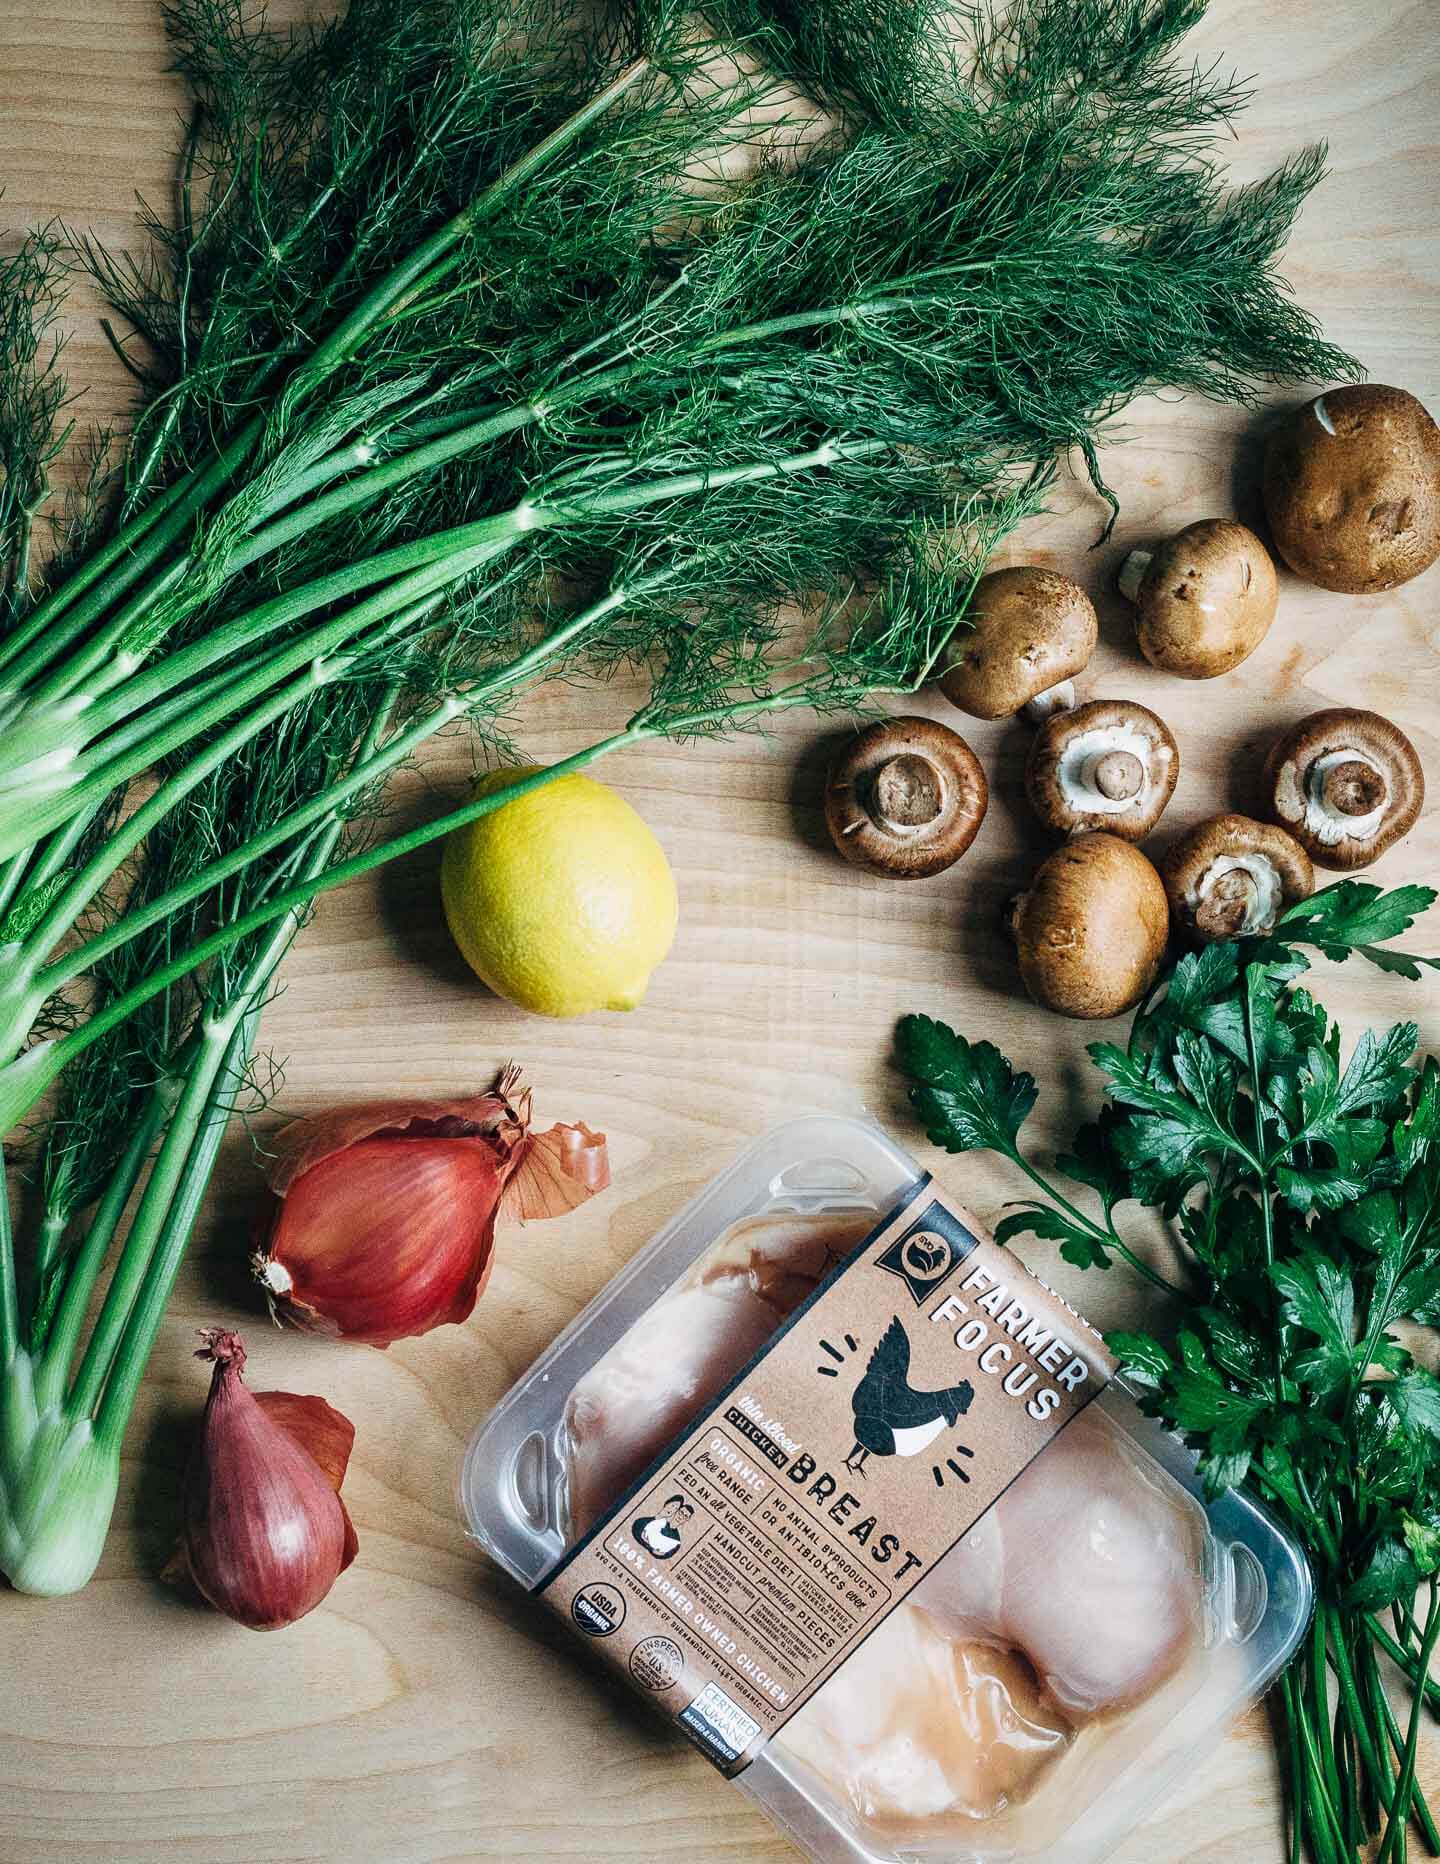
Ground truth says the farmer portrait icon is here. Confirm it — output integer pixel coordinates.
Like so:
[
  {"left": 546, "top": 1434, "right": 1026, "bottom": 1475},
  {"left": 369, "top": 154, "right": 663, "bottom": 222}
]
[{"left": 633, "top": 1495, "right": 695, "bottom": 1559}]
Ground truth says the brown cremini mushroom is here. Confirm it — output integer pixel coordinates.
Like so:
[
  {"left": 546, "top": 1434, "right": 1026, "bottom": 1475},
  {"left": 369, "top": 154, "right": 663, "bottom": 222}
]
[
  {"left": 1262, "top": 386, "right": 1440, "bottom": 593},
  {"left": 1161, "top": 815, "right": 1314, "bottom": 944},
  {"left": 1007, "top": 833, "right": 1169, "bottom": 1019},
  {"left": 1025, "top": 699, "right": 1179, "bottom": 842},
  {"left": 938, "top": 567, "right": 1098, "bottom": 721},
  {"left": 1262, "top": 708, "right": 1425, "bottom": 870},
  {"left": 1118, "top": 520, "right": 1278, "bottom": 679},
  {"left": 824, "top": 716, "right": 988, "bottom": 878}
]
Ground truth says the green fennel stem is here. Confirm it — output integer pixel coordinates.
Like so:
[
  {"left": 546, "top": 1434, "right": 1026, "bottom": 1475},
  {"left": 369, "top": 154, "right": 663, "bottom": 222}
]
[
  {"left": 0, "top": 421, "right": 265, "bottom": 692},
  {"left": 0, "top": 59, "right": 662, "bottom": 705},
  {"left": 0, "top": 433, "right": 884, "bottom": 865},
  {"left": 34, "top": 1088, "right": 172, "bottom": 1410},
  {"left": 0, "top": 1145, "right": 18, "bottom": 1368},
  {"left": 87, "top": 729, "right": 383, "bottom": 1452},
  {"left": 0, "top": 680, "right": 841, "bottom": 1133},
  {"left": 57, "top": 756, "right": 360, "bottom": 1429},
  {"left": 2, "top": 592, "right": 445, "bottom": 1024},
  {"left": 291, "top": 56, "right": 654, "bottom": 391},
  {"left": 94, "top": 1016, "right": 255, "bottom": 1450},
  {"left": 21, "top": 560, "right": 688, "bottom": 996},
  {"left": 65, "top": 1017, "right": 250, "bottom": 1421}
]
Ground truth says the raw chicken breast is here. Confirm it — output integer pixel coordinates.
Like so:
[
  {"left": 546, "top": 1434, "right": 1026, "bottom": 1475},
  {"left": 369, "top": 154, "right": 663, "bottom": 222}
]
[
  {"left": 916, "top": 1508, "right": 1005, "bottom": 1638},
  {"left": 564, "top": 1209, "right": 873, "bottom": 1537},
  {"left": 993, "top": 1410, "right": 1205, "bottom": 1715},
  {"left": 923, "top": 1408, "right": 1205, "bottom": 1717},
  {"left": 780, "top": 1604, "right": 1072, "bottom": 1826}
]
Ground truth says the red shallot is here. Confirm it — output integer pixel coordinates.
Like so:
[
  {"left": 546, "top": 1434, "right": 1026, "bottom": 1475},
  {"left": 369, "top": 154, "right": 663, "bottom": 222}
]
[
  {"left": 252, "top": 1064, "right": 608, "bottom": 1346},
  {"left": 170, "top": 1329, "right": 358, "bottom": 1631}
]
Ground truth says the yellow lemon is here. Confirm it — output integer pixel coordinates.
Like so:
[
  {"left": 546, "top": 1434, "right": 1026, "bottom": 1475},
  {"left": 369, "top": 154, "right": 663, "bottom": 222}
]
[{"left": 439, "top": 766, "right": 678, "bottom": 1017}]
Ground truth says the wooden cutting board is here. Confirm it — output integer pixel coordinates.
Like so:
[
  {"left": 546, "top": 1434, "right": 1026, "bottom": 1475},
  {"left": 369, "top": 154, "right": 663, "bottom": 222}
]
[{"left": 0, "top": 2, "right": 1436, "bottom": 1859}]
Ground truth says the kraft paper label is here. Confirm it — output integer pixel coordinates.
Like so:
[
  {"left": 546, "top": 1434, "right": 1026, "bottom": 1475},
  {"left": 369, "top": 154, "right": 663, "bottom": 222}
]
[{"left": 537, "top": 1177, "right": 1116, "bottom": 1776}]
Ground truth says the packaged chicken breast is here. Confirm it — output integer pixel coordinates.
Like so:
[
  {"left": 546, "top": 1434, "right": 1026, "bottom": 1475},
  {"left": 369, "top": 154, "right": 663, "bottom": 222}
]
[{"left": 460, "top": 1115, "right": 1312, "bottom": 1864}]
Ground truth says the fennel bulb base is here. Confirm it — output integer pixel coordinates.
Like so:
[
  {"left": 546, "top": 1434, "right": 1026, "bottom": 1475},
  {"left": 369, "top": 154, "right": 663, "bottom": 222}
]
[{"left": 1, "top": 1359, "right": 120, "bottom": 1596}]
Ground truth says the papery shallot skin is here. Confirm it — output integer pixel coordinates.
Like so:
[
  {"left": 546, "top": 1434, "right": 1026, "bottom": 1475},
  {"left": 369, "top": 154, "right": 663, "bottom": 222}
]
[
  {"left": 262, "top": 1136, "right": 511, "bottom": 1344},
  {"left": 180, "top": 1332, "right": 357, "bottom": 1631},
  {"left": 563, "top": 1210, "right": 874, "bottom": 1536},
  {"left": 255, "top": 1069, "right": 609, "bottom": 1346}
]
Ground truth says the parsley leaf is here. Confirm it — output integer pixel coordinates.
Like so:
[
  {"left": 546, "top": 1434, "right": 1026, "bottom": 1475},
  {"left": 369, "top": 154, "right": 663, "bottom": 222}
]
[
  {"left": 896, "top": 1015, "right": 1037, "bottom": 1155},
  {"left": 1054, "top": 1110, "right": 1128, "bottom": 1212},
  {"left": 1278, "top": 880, "right": 1440, "bottom": 974},
  {"left": 1344, "top": 1535, "right": 1419, "bottom": 1610},
  {"left": 1107, "top": 1329, "right": 1173, "bottom": 1389},
  {"left": 1088, "top": 1039, "right": 1251, "bottom": 1164},
  {"left": 1271, "top": 1251, "right": 1356, "bottom": 1393},
  {"left": 995, "top": 1204, "right": 1111, "bottom": 1269},
  {"left": 1387, "top": 1371, "right": 1440, "bottom": 1442}
]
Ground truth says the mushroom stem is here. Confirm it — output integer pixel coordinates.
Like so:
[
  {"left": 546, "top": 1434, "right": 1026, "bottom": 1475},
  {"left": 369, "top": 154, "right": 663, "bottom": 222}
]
[
  {"left": 1194, "top": 866, "right": 1263, "bottom": 940},
  {"left": 869, "top": 753, "right": 945, "bottom": 831},
  {"left": 1316, "top": 756, "right": 1388, "bottom": 820},
  {"left": 1021, "top": 679, "right": 1075, "bottom": 724},
  {"left": 1117, "top": 550, "right": 1153, "bottom": 603},
  {"left": 1085, "top": 749, "right": 1145, "bottom": 803}
]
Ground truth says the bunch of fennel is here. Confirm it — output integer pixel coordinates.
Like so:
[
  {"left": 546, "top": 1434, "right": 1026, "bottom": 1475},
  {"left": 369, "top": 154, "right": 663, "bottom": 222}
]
[{"left": 0, "top": 0, "right": 1354, "bottom": 1594}]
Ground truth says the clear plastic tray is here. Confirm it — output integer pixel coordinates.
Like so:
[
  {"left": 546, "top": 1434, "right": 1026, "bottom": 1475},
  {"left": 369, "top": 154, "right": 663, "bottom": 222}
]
[{"left": 460, "top": 1114, "right": 1313, "bottom": 1864}]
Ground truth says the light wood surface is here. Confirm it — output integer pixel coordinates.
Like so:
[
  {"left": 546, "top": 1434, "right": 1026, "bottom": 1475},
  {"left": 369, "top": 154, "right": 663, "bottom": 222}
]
[{"left": 1, "top": 3, "right": 1438, "bottom": 1860}]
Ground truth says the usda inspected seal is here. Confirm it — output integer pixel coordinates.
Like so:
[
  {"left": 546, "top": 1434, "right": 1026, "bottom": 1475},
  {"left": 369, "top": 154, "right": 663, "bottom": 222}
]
[{"left": 630, "top": 1636, "right": 684, "bottom": 1692}]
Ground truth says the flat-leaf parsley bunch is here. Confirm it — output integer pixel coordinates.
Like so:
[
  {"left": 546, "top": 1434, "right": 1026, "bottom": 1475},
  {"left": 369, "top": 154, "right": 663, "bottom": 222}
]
[{"left": 899, "top": 883, "right": 1440, "bottom": 1864}]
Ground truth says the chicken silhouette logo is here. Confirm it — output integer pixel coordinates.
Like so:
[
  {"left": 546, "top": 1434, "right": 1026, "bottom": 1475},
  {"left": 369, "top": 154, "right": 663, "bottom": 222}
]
[{"left": 844, "top": 1316, "right": 975, "bottom": 1477}]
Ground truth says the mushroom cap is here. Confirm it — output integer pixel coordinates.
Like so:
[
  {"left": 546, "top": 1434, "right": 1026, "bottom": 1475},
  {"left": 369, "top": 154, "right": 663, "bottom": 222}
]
[
  {"left": 824, "top": 715, "right": 989, "bottom": 878},
  {"left": 1009, "top": 833, "right": 1169, "bottom": 1019},
  {"left": 1262, "top": 707, "right": 1425, "bottom": 870},
  {"left": 938, "top": 567, "right": 1098, "bottom": 721},
  {"left": 1128, "top": 520, "right": 1278, "bottom": 679},
  {"left": 1161, "top": 814, "right": 1314, "bottom": 944},
  {"left": 1262, "top": 386, "right": 1440, "bottom": 593},
  {"left": 1025, "top": 699, "right": 1179, "bottom": 842}
]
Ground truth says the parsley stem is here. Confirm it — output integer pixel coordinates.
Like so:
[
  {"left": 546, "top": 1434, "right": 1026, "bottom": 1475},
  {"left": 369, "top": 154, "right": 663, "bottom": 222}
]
[
  {"left": 1377, "top": 1578, "right": 1440, "bottom": 1864},
  {"left": 1241, "top": 963, "right": 1282, "bottom": 1399},
  {"left": 1311, "top": 1608, "right": 1348, "bottom": 1837},
  {"left": 1363, "top": 1624, "right": 1440, "bottom": 1853},
  {"left": 1367, "top": 1616, "right": 1440, "bottom": 1710},
  {"left": 1285, "top": 1667, "right": 1305, "bottom": 1864},
  {"left": 1291, "top": 1660, "right": 1349, "bottom": 1864},
  {"left": 1003, "top": 1148, "right": 1183, "bottom": 1297},
  {"left": 1328, "top": 1607, "right": 1389, "bottom": 1808}
]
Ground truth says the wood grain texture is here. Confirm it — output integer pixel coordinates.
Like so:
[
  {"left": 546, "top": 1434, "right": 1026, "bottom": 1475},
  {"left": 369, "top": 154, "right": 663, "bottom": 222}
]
[{"left": 1, "top": 1, "right": 1438, "bottom": 1859}]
